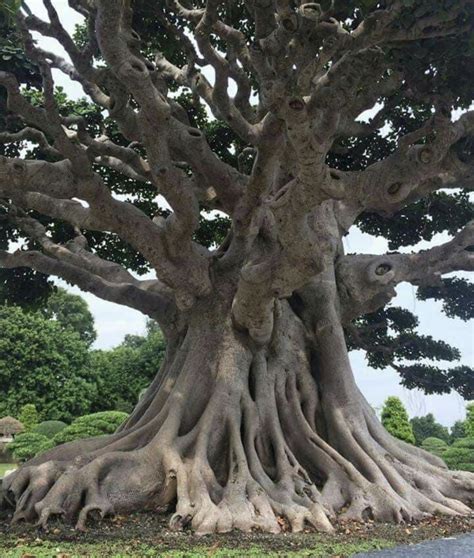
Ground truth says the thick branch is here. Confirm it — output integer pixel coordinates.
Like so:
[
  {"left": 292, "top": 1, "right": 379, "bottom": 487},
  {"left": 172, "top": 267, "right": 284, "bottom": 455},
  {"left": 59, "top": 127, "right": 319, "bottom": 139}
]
[{"left": 337, "top": 222, "right": 474, "bottom": 322}]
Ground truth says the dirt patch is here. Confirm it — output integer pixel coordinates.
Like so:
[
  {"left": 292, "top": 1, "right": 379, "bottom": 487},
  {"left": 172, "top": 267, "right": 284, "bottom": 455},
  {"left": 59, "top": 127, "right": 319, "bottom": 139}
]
[{"left": 0, "top": 507, "right": 472, "bottom": 556}]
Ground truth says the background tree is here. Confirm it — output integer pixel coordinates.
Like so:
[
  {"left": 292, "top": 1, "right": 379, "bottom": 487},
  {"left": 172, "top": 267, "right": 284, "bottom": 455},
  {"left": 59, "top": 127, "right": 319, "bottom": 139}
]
[
  {"left": 410, "top": 413, "right": 450, "bottom": 446},
  {"left": 450, "top": 420, "right": 467, "bottom": 444},
  {"left": 0, "top": 305, "right": 96, "bottom": 422},
  {"left": 90, "top": 320, "right": 166, "bottom": 413},
  {"left": 381, "top": 396, "right": 415, "bottom": 444},
  {"left": 466, "top": 402, "right": 474, "bottom": 437},
  {"left": 1, "top": 0, "right": 473, "bottom": 535},
  {"left": 43, "top": 287, "right": 97, "bottom": 346}
]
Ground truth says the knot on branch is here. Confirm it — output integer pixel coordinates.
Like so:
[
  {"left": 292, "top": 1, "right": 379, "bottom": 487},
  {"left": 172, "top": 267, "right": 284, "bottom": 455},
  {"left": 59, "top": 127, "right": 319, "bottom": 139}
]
[
  {"left": 366, "top": 258, "right": 395, "bottom": 285},
  {"left": 416, "top": 146, "right": 435, "bottom": 165},
  {"left": 117, "top": 59, "right": 148, "bottom": 81},
  {"left": 0, "top": 157, "right": 26, "bottom": 184},
  {"left": 298, "top": 3, "right": 322, "bottom": 22},
  {"left": 288, "top": 98, "right": 306, "bottom": 112},
  {"left": 387, "top": 182, "right": 402, "bottom": 196},
  {"left": 279, "top": 14, "right": 299, "bottom": 33}
]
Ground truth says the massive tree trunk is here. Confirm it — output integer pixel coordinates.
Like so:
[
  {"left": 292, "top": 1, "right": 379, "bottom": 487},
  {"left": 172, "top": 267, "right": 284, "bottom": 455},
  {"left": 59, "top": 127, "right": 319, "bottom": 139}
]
[
  {"left": 3, "top": 273, "right": 472, "bottom": 534},
  {"left": 1, "top": 0, "right": 474, "bottom": 537}
]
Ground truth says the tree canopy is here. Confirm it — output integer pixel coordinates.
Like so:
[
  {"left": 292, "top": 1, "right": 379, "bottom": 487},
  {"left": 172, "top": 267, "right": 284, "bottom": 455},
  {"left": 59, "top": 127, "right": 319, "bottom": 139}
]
[
  {"left": 43, "top": 287, "right": 97, "bottom": 346},
  {"left": 410, "top": 413, "right": 450, "bottom": 446},
  {"left": 0, "top": 0, "right": 472, "bottom": 398}
]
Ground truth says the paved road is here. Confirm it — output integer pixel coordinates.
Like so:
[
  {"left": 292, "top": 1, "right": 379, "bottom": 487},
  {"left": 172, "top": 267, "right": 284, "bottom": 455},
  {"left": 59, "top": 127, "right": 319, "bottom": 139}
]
[{"left": 353, "top": 533, "right": 474, "bottom": 557}]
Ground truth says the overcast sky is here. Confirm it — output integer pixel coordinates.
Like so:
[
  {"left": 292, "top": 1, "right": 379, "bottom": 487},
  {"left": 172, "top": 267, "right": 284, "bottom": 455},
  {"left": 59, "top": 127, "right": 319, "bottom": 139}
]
[{"left": 33, "top": 1, "right": 473, "bottom": 426}]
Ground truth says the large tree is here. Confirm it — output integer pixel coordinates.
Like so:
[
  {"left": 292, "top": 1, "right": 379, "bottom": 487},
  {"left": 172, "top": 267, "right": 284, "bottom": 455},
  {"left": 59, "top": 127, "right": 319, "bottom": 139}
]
[{"left": 1, "top": 0, "right": 474, "bottom": 535}]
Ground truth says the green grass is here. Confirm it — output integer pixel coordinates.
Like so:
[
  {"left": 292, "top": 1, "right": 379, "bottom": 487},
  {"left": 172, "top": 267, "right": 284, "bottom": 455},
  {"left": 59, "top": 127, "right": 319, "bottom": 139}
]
[
  {"left": 0, "top": 539, "right": 394, "bottom": 557},
  {"left": 0, "top": 463, "right": 16, "bottom": 478}
]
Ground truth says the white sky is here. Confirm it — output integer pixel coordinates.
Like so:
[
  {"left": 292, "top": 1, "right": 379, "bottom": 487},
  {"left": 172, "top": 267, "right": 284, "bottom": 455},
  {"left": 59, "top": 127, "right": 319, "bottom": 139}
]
[{"left": 31, "top": 1, "right": 473, "bottom": 426}]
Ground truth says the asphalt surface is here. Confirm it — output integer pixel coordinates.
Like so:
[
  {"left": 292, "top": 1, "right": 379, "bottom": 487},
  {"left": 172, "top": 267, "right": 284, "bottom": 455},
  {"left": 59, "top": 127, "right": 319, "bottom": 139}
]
[{"left": 353, "top": 533, "right": 474, "bottom": 557}]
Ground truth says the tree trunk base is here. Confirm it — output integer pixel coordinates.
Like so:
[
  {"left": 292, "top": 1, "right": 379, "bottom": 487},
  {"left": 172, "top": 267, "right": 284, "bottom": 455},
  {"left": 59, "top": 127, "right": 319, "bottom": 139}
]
[{"left": 2, "top": 302, "right": 473, "bottom": 534}]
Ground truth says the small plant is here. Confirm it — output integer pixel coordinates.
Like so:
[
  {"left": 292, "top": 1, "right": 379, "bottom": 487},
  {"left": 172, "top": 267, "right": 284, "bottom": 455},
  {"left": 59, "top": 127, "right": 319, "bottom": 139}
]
[
  {"left": 7, "top": 432, "right": 53, "bottom": 461},
  {"left": 443, "top": 438, "right": 474, "bottom": 472},
  {"left": 51, "top": 411, "right": 128, "bottom": 446},
  {"left": 421, "top": 436, "right": 449, "bottom": 459},
  {"left": 33, "top": 420, "right": 68, "bottom": 439}
]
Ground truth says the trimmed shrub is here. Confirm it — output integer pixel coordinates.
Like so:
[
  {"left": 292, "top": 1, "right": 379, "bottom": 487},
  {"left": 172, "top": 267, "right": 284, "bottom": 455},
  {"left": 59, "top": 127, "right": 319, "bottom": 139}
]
[
  {"left": 33, "top": 420, "right": 68, "bottom": 439},
  {"left": 7, "top": 432, "right": 53, "bottom": 461},
  {"left": 51, "top": 411, "right": 128, "bottom": 446},
  {"left": 421, "top": 436, "right": 448, "bottom": 459},
  {"left": 443, "top": 438, "right": 474, "bottom": 472}
]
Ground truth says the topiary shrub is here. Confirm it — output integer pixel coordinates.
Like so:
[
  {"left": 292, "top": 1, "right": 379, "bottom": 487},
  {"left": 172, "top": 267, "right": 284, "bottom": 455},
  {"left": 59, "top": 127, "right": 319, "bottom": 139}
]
[
  {"left": 443, "top": 438, "right": 474, "bottom": 472},
  {"left": 33, "top": 420, "right": 68, "bottom": 439},
  {"left": 51, "top": 411, "right": 128, "bottom": 446},
  {"left": 421, "top": 436, "right": 448, "bottom": 459},
  {"left": 7, "top": 432, "right": 53, "bottom": 461}
]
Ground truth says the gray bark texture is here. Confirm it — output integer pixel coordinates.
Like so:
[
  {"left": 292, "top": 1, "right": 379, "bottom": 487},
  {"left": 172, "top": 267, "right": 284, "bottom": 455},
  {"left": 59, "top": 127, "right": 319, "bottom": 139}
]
[{"left": 1, "top": 0, "right": 473, "bottom": 534}]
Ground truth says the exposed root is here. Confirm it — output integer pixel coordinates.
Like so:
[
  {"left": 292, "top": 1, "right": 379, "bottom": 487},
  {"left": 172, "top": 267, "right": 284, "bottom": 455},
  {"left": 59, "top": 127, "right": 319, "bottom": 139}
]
[{"left": 2, "top": 302, "right": 473, "bottom": 534}]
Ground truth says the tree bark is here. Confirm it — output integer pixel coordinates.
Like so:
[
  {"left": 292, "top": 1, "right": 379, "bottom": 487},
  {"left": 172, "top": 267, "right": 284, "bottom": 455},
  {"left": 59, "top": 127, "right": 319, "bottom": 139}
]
[{"left": 2, "top": 282, "right": 472, "bottom": 534}]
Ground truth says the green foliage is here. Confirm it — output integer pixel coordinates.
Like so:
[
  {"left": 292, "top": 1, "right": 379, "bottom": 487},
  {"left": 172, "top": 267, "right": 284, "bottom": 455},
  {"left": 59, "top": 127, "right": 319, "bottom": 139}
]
[
  {"left": 7, "top": 431, "right": 53, "bottom": 462},
  {"left": 0, "top": 268, "right": 53, "bottom": 311},
  {"left": 51, "top": 411, "right": 128, "bottom": 446},
  {"left": 43, "top": 287, "right": 97, "bottom": 346},
  {"left": 0, "top": 0, "right": 21, "bottom": 23},
  {"left": 443, "top": 438, "right": 474, "bottom": 472},
  {"left": 421, "top": 436, "right": 449, "bottom": 459},
  {"left": 410, "top": 414, "right": 449, "bottom": 446},
  {"left": 0, "top": 305, "right": 96, "bottom": 422},
  {"left": 381, "top": 397, "right": 415, "bottom": 444},
  {"left": 32, "top": 420, "right": 67, "bottom": 439},
  {"left": 349, "top": 307, "right": 472, "bottom": 398},
  {"left": 0, "top": 538, "right": 395, "bottom": 558},
  {"left": 358, "top": 192, "right": 474, "bottom": 251},
  {"left": 17, "top": 404, "right": 39, "bottom": 432},
  {"left": 466, "top": 403, "right": 474, "bottom": 437},
  {"left": 90, "top": 320, "right": 166, "bottom": 413},
  {"left": 450, "top": 420, "right": 467, "bottom": 443},
  {"left": 0, "top": 0, "right": 472, "bottom": 408},
  {"left": 417, "top": 279, "right": 474, "bottom": 321}
]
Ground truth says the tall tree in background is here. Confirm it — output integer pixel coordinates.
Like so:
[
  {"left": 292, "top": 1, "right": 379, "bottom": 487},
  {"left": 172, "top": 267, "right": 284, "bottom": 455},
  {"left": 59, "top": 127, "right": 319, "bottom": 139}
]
[
  {"left": 43, "top": 287, "right": 97, "bottom": 346},
  {"left": 1, "top": 0, "right": 474, "bottom": 534},
  {"left": 381, "top": 396, "right": 415, "bottom": 444},
  {"left": 410, "top": 413, "right": 449, "bottom": 446},
  {"left": 0, "top": 305, "right": 96, "bottom": 422},
  {"left": 90, "top": 320, "right": 166, "bottom": 413}
]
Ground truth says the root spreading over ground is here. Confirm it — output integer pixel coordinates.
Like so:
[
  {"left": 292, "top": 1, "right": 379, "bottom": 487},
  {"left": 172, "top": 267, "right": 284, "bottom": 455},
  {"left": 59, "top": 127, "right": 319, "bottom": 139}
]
[{"left": 2, "top": 302, "right": 473, "bottom": 534}]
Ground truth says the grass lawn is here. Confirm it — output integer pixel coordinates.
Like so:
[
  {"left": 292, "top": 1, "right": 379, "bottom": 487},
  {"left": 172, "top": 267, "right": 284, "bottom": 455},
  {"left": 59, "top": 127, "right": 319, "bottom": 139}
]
[
  {"left": 0, "top": 509, "right": 471, "bottom": 558},
  {"left": 0, "top": 463, "right": 16, "bottom": 479},
  {"left": 0, "top": 539, "right": 394, "bottom": 557}
]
